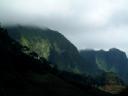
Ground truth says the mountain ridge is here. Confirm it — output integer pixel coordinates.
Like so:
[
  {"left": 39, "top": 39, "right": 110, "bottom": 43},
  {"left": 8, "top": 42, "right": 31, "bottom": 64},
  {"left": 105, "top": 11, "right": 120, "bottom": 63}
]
[
  {"left": 80, "top": 48, "right": 128, "bottom": 84},
  {"left": 0, "top": 25, "right": 113, "bottom": 96},
  {"left": 6, "top": 25, "right": 86, "bottom": 74},
  {"left": 7, "top": 25, "right": 128, "bottom": 84}
]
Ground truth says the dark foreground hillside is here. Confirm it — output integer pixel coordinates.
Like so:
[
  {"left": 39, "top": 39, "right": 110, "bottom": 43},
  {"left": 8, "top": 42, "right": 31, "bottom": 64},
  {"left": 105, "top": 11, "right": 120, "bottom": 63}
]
[{"left": 0, "top": 26, "right": 114, "bottom": 96}]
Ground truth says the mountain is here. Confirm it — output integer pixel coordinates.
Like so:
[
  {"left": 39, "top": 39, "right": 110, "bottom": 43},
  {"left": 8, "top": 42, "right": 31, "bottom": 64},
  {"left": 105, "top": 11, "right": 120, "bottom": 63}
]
[
  {"left": 5, "top": 25, "right": 128, "bottom": 94},
  {"left": 79, "top": 49, "right": 104, "bottom": 76},
  {"left": 0, "top": 26, "right": 113, "bottom": 96},
  {"left": 6, "top": 25, "right": 85, "bottom": 74},
  {"left": 80, "top": 49, "right": 128, "bottom": 84}
]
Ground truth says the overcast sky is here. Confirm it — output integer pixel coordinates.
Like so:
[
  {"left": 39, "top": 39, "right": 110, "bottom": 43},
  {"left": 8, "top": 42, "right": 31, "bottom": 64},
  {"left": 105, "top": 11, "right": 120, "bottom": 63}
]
[{"left": 0, "top": 0, "right": 128, "bottom": 52}]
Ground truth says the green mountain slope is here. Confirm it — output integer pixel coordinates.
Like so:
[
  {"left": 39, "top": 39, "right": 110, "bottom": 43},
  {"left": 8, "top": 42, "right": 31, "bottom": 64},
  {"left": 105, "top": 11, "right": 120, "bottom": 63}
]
[
  {"left": 6, "top": 25, "right": 128, "bottom": 94},
  {"left": 7, "top": 25, "right": 85, "bottom": 73},
  {"left": 0, "top": 26, "right": 113, "bottom": 96},
  {"left": 80, "top": 49, "right": 128, "bottom": 84},
  {"left": 79, "top": 50, "right": 104, "bottom": 76}
]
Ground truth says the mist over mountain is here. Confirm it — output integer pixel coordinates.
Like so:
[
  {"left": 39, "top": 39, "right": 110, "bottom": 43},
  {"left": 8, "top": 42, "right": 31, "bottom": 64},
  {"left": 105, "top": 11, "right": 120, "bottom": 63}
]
[
  {"left": 0, "top": 25, "right": 115, "bottom": 96},
  {"left": 6, "top": 25, "right": 128, "bottom": 84},
  {"left": 1, "top": 0, "right": 128, "bottom": 53},
  {"left": 0, "top": 24, "right": 127, "bottom": 95},
  {"left": 1, "top": 0, "right": 128, "bottom": 95},
  {"left": 6, "top": 25, "right": 86, "bottom": 74}
]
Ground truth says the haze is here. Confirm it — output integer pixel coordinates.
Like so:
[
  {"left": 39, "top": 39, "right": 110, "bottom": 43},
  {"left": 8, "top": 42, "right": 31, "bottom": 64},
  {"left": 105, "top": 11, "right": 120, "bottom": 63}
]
[{"left": 0, "top": 0, "right": 128, "bottom": 53}]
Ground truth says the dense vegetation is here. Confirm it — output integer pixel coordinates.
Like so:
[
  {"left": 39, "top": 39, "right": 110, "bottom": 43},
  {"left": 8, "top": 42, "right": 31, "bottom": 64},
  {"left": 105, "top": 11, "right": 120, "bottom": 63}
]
[
  {"left": 0, "top": 26, "right": 114, "bottom": 96},
  {"left": 3, "top": 25, "right": 128, "bottom": 95},
  {"left": 7, "top": 25, "right": 85, "bottom": 74},
  {"left": 80, "top": 49, "right": 128, "bottom": 94},
  {"left": 80, "top": 49, "right": 128, "bottom": 84}
]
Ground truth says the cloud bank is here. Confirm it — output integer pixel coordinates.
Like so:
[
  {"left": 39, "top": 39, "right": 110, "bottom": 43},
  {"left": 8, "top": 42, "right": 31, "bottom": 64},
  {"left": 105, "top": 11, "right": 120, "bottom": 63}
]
[{"left": 1, "top": 0, "right": 128, "bottom": 52}]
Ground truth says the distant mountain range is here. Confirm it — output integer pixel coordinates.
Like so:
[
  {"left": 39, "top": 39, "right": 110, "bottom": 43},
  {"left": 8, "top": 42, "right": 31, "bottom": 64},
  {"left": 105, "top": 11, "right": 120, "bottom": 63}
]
[{"left": 80, "top": 49, "right": 128, "bottom": 84}]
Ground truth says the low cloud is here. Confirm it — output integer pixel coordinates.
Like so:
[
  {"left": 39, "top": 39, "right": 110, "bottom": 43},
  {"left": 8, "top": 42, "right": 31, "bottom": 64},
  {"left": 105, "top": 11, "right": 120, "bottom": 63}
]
[{"left": 0, "top": 0, "right": 128, "bottom": 53}]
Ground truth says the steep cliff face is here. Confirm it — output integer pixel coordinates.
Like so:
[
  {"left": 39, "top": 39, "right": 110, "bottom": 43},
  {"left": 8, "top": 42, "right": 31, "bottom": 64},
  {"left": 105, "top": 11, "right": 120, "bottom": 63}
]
[
  {"left": 80, "top": 48, "right": 128, "bottom": 83},
  {"left": 79, "top": 50, "right": 103, "bottom": 76},
  {"left": 0, "top": 26, "right": 112, "bottom": 96},
  {"left": 96, "top": 48, "right": 128, "bottom": 73},
  {"left": 7, "top": 26, "right": 85, "bottom": 73}
]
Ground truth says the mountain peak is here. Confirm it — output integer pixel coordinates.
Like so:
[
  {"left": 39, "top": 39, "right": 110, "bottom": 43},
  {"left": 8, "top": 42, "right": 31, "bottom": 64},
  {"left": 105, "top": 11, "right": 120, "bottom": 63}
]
[{"left": 109, "top": 48, "right": 123, "bottom": 53}]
